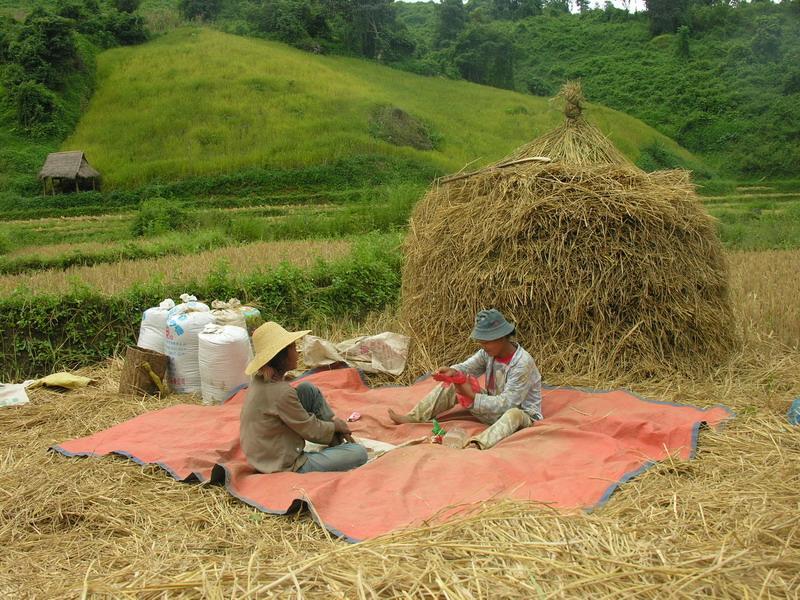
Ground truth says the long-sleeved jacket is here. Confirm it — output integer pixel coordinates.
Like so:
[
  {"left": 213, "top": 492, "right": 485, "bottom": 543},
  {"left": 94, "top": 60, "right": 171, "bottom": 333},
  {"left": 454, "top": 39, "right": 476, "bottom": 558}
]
[
  {"left": 451, "top": 344, "right": 542, "bottom": 422},
  {"left": 240, "top": 377, "right": 335, "bottom": 473}
]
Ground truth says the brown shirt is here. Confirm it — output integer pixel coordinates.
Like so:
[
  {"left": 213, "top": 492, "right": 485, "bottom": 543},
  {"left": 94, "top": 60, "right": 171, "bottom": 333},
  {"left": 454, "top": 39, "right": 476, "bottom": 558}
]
[{"left": 239, "top": 377, "right": 335, "bottom": 473}]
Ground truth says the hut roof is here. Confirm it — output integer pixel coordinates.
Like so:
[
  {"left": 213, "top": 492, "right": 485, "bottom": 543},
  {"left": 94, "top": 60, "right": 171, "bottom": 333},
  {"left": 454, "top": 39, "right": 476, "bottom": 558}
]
[{"left": 38, "top": 151, "right": 100, "bottom": 180}]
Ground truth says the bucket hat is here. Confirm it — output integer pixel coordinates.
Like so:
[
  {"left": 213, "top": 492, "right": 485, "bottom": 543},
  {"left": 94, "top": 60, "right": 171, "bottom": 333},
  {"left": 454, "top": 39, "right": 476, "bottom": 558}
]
[
  {"left": 471, "top": 309, "right": 515, "bottom": 341},
  {"left": 245, "top": 322, "right": 311, "bottom": 376}
]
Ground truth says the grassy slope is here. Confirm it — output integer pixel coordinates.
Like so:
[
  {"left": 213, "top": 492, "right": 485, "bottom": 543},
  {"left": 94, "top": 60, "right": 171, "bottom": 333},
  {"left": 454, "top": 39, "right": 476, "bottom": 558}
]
[
  {"left": 398, "top": 3, "right": 800, "bottom": 178},
  {"left": 63, "top": 27, "right": 701, "bottom": 189}
]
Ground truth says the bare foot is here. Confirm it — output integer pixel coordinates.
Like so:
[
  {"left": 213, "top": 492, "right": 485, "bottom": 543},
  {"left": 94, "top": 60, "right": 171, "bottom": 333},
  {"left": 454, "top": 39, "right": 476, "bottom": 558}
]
[{"left": 388, "top": 409, "right": 415, "bottom": 425}]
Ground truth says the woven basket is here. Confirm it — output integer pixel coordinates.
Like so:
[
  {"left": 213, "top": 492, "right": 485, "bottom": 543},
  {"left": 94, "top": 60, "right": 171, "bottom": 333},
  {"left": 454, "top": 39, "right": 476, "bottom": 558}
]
[{"left": 119, "top": 346, "right": 169, "bottom": 397}]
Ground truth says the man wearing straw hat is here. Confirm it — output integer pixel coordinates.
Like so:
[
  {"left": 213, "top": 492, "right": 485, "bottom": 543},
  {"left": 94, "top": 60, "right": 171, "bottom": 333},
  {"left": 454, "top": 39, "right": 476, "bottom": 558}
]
[
  {"left": 240, "top": 322, "right": 368, "bottom": 474},
  {"left": 389, "top": 309, "right": 542, "bottom": 449}
]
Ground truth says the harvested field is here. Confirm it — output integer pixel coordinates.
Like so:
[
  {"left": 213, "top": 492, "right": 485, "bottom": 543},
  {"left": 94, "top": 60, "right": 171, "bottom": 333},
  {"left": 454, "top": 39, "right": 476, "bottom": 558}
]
[
  {"left": 5, "top": 240, "right": 118, "bottom": 259},
  {"left": 0, "top": 250, "right": 798, "bottom": 598},
  {"left": 729, "top": 249, "right": 800, "bottom": 349},
  {"left": 0, "top": 238, "right": 352, "bottom": 295}
]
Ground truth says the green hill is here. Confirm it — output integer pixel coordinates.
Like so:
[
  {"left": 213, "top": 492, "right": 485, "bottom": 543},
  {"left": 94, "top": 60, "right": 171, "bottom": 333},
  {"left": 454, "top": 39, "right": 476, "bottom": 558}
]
[
  {"left": 63, "top": 27, "right": 705, "bottom": 189},
  {"left": 395, "top": 1, "right": 800, "bottom": 177}
]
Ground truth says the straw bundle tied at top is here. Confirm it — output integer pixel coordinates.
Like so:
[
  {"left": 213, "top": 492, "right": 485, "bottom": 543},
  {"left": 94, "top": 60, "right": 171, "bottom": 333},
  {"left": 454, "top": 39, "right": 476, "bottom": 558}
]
[{"left": 401, "top": 82, "right": 736, "bottom": 379}]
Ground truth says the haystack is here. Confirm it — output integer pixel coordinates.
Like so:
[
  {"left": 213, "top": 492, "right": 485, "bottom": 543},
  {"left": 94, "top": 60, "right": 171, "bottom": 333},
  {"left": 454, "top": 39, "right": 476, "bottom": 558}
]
[{"left": 400, "top": 82, "right": 736, "bottom": 379}]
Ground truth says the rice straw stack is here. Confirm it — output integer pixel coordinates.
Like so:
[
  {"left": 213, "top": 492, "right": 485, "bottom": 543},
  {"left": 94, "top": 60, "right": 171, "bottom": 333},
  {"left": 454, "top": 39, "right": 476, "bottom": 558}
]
[{"left": 400, "top": 82, "right": 736, "bottom": 379}]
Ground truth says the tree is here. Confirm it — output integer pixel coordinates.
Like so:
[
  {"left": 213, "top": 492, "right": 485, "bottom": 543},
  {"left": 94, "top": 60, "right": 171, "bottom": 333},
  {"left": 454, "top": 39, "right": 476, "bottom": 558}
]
[
  {"left": 490, "top": 0, "right": 542, "bottom": 20},
  {"left": 645, "top": 0, "right": 689, "bottom": 35},
  {"left": 105, "top": 11, "right": 148, "bottom": 45},
  {"left": 10, "top": 80, "right": 61, "bottom": 132},
  {"left": 542, "top": 0, "right": 569, "bottom": 15},
  {"left": 0, "top": 17, "right": 16, "bottom": 62},
  {"left": 453, "top": 23, "right": 514, "bottom": 89},
  {"left": 113, "top": 0, "right": 142, "bottom": 13},
  {"left": 576, "top": 0, "right": 590, "bottom": 13},
  {"left": 249, "top": 0, "right": 329, "bottom": 45},
  {"left": 178, "top": 0, "right": 222, "bottom": 21},
  {"left": 434, "top": 0, "right": 466, "bottom": 48},
  {"left": 340, "top": 0, "right": 415, "bottom": 61},
  {"left": 750, "top": 15, "right": 781, "bottom": 61},
  {"left": 676, "top": 24, "right": 690, "bottom": 58},
  {"left": 8, "top": 10, "right": 78, "bottom": 87}
]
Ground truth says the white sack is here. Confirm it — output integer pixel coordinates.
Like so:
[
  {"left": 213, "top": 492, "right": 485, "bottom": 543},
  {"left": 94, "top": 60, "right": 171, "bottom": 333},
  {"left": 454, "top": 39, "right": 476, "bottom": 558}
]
[
  {"left": 210, "top": 298, "right": 247, "bottom": 330},
  {"left": 0, "top": 380, "right": 36, "bottom": 408},
  {"left": 137, "top": 298, "right": 176, "bottom": 353},
  {"left": 302, "top": 332, "right": 410, "bottom": 376},
  {"left": 165, "top": 294, "right": 213, "bottom": 393},
  {"left": 198, "top": 323, "right": 252, "bottom": 405}
]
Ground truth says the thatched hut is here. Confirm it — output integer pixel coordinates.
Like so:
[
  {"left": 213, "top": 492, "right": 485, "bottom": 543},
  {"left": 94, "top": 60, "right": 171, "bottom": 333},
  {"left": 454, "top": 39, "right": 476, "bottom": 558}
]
[
  {"left": 38, "top": 151, "right": 101, "bottom": 194},
  {"left": 400, "top": 83, "right": 736, "bottom": 380}
]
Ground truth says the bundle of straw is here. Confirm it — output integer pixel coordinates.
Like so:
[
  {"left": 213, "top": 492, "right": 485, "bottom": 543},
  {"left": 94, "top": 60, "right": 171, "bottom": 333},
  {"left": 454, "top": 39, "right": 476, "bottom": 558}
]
[{"left": 400, "top": 83, "right": 736, "bottom": 379}]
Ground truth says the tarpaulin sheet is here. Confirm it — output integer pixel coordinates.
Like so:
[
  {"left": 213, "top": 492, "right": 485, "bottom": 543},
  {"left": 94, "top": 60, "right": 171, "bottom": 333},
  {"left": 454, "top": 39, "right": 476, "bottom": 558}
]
[{"left": 52, "top": 368, "right": 732, "bottom": 541}]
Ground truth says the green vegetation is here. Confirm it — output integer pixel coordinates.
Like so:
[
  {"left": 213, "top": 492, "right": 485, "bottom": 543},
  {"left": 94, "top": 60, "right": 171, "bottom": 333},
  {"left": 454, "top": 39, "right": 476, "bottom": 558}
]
[
  {"left": 0, "top": 232, "right": 401, "bottom": 380},
  {"left": 62, "top": 27, "right": 699, "bottom": 189},
  {"left": 130, "top": 197, "right": 196, "bottom": 236},
  {"left": 707, "top": 196, "right": 800, "bottom": 252},
  {"left": 395, "top": 0, "right": 799, "bottom": 177},
  {"left": 0, "top": 0, "right": 149, "bottom": 195},
  {"left": 0, "top": 228, "right": 227, "bottom": 274},
  {"left": 0, "top": 182, "right": 422, "bottom": 274},
  {"left": 0, "top": 155, "right": 436, "bottom": 220}
]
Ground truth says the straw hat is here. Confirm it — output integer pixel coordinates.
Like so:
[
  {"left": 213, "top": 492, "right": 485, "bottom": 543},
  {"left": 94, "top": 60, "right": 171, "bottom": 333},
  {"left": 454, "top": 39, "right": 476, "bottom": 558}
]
[{"left": 245, "top": 322, "right": 311, "bottom": 376}]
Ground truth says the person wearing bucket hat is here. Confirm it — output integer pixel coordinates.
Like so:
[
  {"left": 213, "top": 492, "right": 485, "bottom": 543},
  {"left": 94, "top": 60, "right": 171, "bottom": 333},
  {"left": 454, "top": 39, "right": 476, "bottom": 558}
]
[
  {"left": 239, "top": 322, "right": 367, "bottom": 474},
  {"left": 389, "top": 309, "right": 542, "bottom": 449}
]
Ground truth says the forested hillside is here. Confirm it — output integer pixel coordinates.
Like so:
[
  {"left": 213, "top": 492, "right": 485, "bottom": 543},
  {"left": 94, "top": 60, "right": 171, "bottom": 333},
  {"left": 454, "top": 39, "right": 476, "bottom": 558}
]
[
  {"left": 0, "top": 0, "right": 148, "bottom": 192},
  {"left": 121, "top": 0, "right": 797, "bottom": 178},
  {"left": 395, "top": 0, "right": 800, "bottom": 176},
  {"left": 64, "top": 27, "right": 694, "bottom": 188},
  {"left": 2, "top": 0, "right": 798, "bottom": 182}
]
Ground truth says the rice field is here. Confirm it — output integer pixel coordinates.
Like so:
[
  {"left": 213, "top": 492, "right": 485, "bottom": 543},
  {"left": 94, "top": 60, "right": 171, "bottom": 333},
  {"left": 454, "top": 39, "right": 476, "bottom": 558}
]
[
  {"left": 0, "top": 238, "right": 352, "bottom": 295},
  {"left": 0, "top": 159, "right": 798, "bottom": 597},
  {"left": 0, "top": 244, "right": 798, "bottom": 598},
  {"left": 729, "top": 249, "right": 800, "bottom": 350}
]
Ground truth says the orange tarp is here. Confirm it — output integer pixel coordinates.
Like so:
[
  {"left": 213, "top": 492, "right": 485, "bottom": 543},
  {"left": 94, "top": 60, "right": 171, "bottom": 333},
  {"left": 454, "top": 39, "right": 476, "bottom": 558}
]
[{"left": 53, "top": 368, "right": 732, "bottom": 541}]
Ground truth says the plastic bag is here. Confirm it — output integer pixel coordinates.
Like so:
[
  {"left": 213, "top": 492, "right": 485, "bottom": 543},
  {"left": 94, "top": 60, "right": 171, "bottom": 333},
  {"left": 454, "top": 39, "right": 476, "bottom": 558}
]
[
  {"left": 165, "top": 294, "right": 213, "bottom": 393},
  {"left": 302, "top": 332, "right": 410, "bottom": 375},
  {"left": 0, "top": 383, "right": 33, "bottom": 407},
  {"left": 137, "top": 298, "right": 175, "bottom": 353},
  {"left": 241, "top": 305, "right": 263, "bottom": 334},
  {"left": 198, "top": 324, "right": 253, "bottom": 405},
  {"left": 28, "top": 372, "right": 93, "bottom": 390},
  {"left": 210, "top": 298, "right": 247, "bottom": 330},
  {"left": 442, "top": 427, "right": 469, "bottom": 449}
]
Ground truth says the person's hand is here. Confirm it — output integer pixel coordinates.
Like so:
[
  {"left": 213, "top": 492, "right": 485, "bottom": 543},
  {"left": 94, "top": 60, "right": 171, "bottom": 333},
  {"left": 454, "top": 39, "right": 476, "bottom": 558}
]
[
  {"left": 333, "top": 417, "right": 352, "bottom": 435},
  {"left": 454, "top": 381, "right": 476, "bottom": 400},
  {"left": 437, "top": 367, "right": 458, "bottom": 378},
  {"left": 330, "top": 431, "right": 355, "bottom": 446}
]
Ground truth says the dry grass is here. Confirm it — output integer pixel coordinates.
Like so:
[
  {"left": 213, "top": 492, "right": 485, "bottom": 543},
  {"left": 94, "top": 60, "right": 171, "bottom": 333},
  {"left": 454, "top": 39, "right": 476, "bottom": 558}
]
[
  {"left": 0, "top": 239, "right": 351, "bottom": 295},
  {"left": 729, "top": 249, "right": 800, "bottom": 350},
  {"left": 0, "top": 247, "right": 799, "bottom": 598},
  {"left": 402, "top": 85, "right": 734, "bottom": 380}
]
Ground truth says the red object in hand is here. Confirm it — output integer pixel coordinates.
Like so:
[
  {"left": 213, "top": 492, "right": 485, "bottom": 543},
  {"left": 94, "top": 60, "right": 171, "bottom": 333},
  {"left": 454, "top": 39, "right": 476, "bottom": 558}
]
[
  {"left": 433, "top": 371, "right": 468, "bottom": 385},
  {"left": 433, "top": 371, "right": 480, "bottom": 409},
  {"left": 456, "top": 394, "right": 474, "bottom": 409}
]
